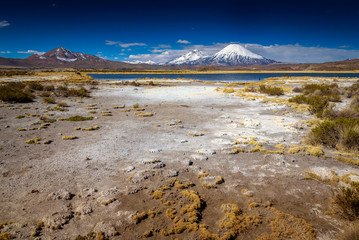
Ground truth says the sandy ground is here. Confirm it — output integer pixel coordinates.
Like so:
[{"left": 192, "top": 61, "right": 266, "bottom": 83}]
[{"left": 1, "top": 78, "right": 359, "bottom": 239}]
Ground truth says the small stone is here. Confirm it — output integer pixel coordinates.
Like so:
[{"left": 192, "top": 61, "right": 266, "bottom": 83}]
[
  {"left": 46, "top": 189, "right": 73, "bottom": 200},
  {"left": 190, "top": 154, "right": 208, "bottom": 161},
  {"left": 166, "top": 170, "right": 179, "bottom": 177},
  {"left": 80, "top": 188, "right": 98, "bottom": 198},
  {"left": 148, "top": 149, "right": 162, "bottom": 153},
  {"left": 123, "top": 166, "right": 135, "bottom": 173},
  {"left": 180, "top": 139, "right": 188, "bottom": 143}
]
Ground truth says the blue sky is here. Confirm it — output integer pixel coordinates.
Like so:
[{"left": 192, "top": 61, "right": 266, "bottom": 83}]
[{"left": 1, "top": 0, "right": 359, "bottom": 63}]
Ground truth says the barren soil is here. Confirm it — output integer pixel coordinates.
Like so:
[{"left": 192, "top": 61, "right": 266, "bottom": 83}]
[{"left": 1, "top": 77, "right": 358, "bottom": 239}]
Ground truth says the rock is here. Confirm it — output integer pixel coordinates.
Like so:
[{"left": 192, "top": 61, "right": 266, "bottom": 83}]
[
  {"left": 123, "top": 166, "right": 135, "bottom": 173},
  {"left": 130, "top": 170, "right": 155, "bottom": 183},
  {"left": 80, "top": 188, "right": 98, "bottom": 198},
  {"left": 74, "top": 203, "right": 93, "bottom": 216},
  {"left": 180, "top": 139, "right": 188, "bottom": 143},
  {"left": 148, "top": 149, "right": 162, "bottom": 153},
  {"left": 96, "top": 187, "right": 120, "bottom": 206},
  {"left": 197, "top": 149, "right": 216, "bottom": 155},
  {"left": 93, "top": 221, "right": 116, "bottom": 237},
  {"left": 190, "top": 154, "right": 208, "bottom": 161},
  {"left": 241, "top": 189, "right": 254, "bottom": 197},
  {"left": 166, "top": 170, "right": 179, "bottom": 177},
  {"left": 42, "top": 210, "right": 74, "bottom": 229},
  {"left": 46, "top": 189, "right": 73, "bottom": 200}
]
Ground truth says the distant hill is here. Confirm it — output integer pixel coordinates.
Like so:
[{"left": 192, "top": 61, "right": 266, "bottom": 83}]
[{"left": 0, "top": 47, "right": 358, "bottom": 71}]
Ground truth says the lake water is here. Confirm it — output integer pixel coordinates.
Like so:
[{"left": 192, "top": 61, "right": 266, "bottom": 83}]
[{"left": 89, "top": 73, "right": 359, "bottom": 82}]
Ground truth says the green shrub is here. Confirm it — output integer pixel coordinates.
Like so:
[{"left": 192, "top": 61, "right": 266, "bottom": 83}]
[
  {"left": 332, "top": 184, "right": 359, "bottom": 221},
  {"left": 55, "top": 85, "right": 89, "bottom": 98},
  {"left": 258, "top": 85, "right": 284, "bottom": 96},
  {"left": 0, "top": 82, "right": 35, "bottom": 103},
  {"left": 43, "top": 97, "right": 56, "bottom": 104},
  {"left": 289, "top": 95, "right": 329, "bottom": 118},
  {"left": 306, "top": 118, "right": 359, "bottom": 151},
  {"left": 27, "top": 82, "right": 44, "bottom": 91}
]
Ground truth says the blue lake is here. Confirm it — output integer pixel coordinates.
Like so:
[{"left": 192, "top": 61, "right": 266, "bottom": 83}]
[{"left": 89, "top": 73, "right": 359, "bottom": 82}]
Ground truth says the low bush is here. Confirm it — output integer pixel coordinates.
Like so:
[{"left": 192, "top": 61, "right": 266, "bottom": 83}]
[
  {"left": 43, "top": 84, "right": 55, "bottom": 92},
  {"left": 306, "top": 118, "right": 359, "bottom": 151},
  {"left": 289, "top": 95, "right": 329, "bottom": 118},
  {"left": 43, "top": 97, "right": 56, "bottom": 104},
  {"left": 55, "top": 85, "right": 89, "bottom": 98},
  {"left": 27, "top": 82, "right": 44, "bottom": 91},
  {"left": 258, "top": 85, "right": 284, "bottom": 96},
  {"left": 0, "top": 82, "right": 35, "bottom": 103},
  {"left": 332, "top": 184, "right": 359, "bottom": 221}
]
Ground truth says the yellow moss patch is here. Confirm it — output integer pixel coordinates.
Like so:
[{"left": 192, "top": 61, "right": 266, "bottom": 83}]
[
  {"left": 135, "top": 112, "right": 154, "bottom": 117},
  {"left": 113, "top": 105, "right": 125, "bottom": 109},
  {"left": 131, "top": 108, "right": 145, "bottom": 111},
  {"left": 306, "top": 146, "right": 324, "bottom": 157},
  {"left": 143, "top": 230, "right": 153, "bottom": 238},
  {"left": 248, "top": 202, "right": 260, "bottom": 210},
  {"left": 257, "top": 207, "right": 316, "bottom": 240},
  {"left": 0, "top": 233, "right": 13, "bottom": 240},
  {"left": 62, "top": 135, "right": 78, "bottom": 140},
  {"left": 82, "top": 125, "right": 99, "bottom": 131},
  {"left": 17, "top": 128, "right": 27, "bottom": 131},
  {"left": 188, "top": 132, "right": 204, "bottom": 137},
  {"left": 101, "top": 113, "right": 112, "bottom": 116},
  {"left": 121, "top": 109, "right": 131, "bottom": 112},
  {"left": 152, "top": 190, "right": 165, "bottom": 199},
  {"left": 215, "top": 176, "right": 224, "bottom": 185},
  {"left": 222, "top": 87, "right": 235, "bottom": 93},
  {"left": 288, "top": 146, "right": 303, "bottom": 154},
  {"left": 25, "top": 137, "right": 44, "bottom": 144},
  {"left": 133, "top": 211, "right": 148, "bottom": 224}
]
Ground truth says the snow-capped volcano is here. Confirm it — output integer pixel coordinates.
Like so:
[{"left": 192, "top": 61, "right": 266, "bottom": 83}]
[
  {"left": 210, "top": 44, "right": 276, "bottom": 66},
  {"left": 165, "top": 44, "right": 276, "bottom": 66},
  {"left": 167, "top": 49, "right": 209, "bottom": 65}
]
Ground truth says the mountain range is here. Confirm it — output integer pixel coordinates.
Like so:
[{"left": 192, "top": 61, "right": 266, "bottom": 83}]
[{"left": 0, "top": 46, "right": 358, "bottom": 71}]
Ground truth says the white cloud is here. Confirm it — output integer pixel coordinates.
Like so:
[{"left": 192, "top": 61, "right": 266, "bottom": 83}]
[
  {"left": 0, "top": 20, "right": 10, "bottom": 28},
  {"left": 125, "top": 42, "right": 359, "bottom": 64},
  {"left": 114, "top": 57, "right": 118, "bottom": 60},
  {"left": 105, "top": 40, "right": 118, "bottom": 45},
  {"left": 0, "top": 50, "right": 11, "bottom": 54},
  {"left": 17, "top": 50, "right": 45, "bottom": 55},
  {"left": 243, "top": 43, "right": 359, "bottom": 63},
  {"left": 158, "top": 44, "right": 171, "bottom": 48},
  {"left": 105, "top": 40, "right": 146, "bottom": 48},
  {"left": 177, "top": 39, "right": 191, "bottom": 44}
]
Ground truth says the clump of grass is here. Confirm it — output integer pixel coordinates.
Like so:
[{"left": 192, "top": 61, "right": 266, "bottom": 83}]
[
  {"left": 82, "top": 125, "right": 99, "bottom": 131},
  {"left": 62, "top": 135, "right": 78, "bottom": 140},
  {"left": 113, "top": 105, "right": 125, "bottom": 109},
  {"left": 57, "top": 101, "right": 68, "bottom": 107},
  {"left": 143, "top": 230, "right": 153, "bottom": 238},
  {"left": 305, "top": 146, "right": 324, "bottom": 157},
  {"left": 55, "top": 85, "right": 90, "bottom": 98},
  {"left": 17, "top": 128, "right": 27, "bottom": 131},
  {"left": 135, "top": 112, "right": 153, "bottom": 117},
  {"left": 132, "top": 103, "right": 139, "bottom": 108},
  {"left": 63, "top": 115, "right": 93, "bottom": 121},
  {"left": 43, "top": 97, "right": 56, "bottom": 104},
  {"left": 215, "top": 176, "right": 224, "bottom": 185},
  {"left": 15, "top": 115, "right": 25, "bottom": 119},
  {"left": 152, "top": 190, "right": 164, "bottom": 199},
  {"left": 222, "top": 87, "right": 234, "bottom": 93},
  {"left": 0, "top": 82, "right": 35, "bottom": 103},
  {"left": 258, "top": 85, "right": 284, "bottom": 96},
  {"left": 25, "top": 137, "right": 44, "bottom": 144},
  {"left": 133, "top": 211, "right": 148, "bottom": 224},
  {"left": 0, "top": 233, "right": 13, "bottom": 240},
  {"left": 188, "top": 132, "right": 204, "bottom": 137}
]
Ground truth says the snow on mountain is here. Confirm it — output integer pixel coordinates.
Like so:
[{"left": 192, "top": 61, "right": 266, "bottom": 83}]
[
  {"left": 167, "top": 49, "right": 209, "bottom": 65},
  {"left": 210, "top": 44, "right": 275, "bottom": 66},
  {"left": 35, "top": 47, "right": 103, "bottom": 62},
  {"left": 125, "top": 60, "right": 156, "bottom": 65},
  {"left": 165, "top": 44, "right": 276, "bottom": 66}
]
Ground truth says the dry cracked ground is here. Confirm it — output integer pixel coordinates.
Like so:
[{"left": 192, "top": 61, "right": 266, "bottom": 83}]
[{"left": 1, "top": 76, "right": 359, "bottom": 239}]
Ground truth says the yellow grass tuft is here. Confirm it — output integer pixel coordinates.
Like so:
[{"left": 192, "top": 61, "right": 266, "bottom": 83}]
[{"left": 62, "top": 135, "right": 78, "bottom": 140}]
